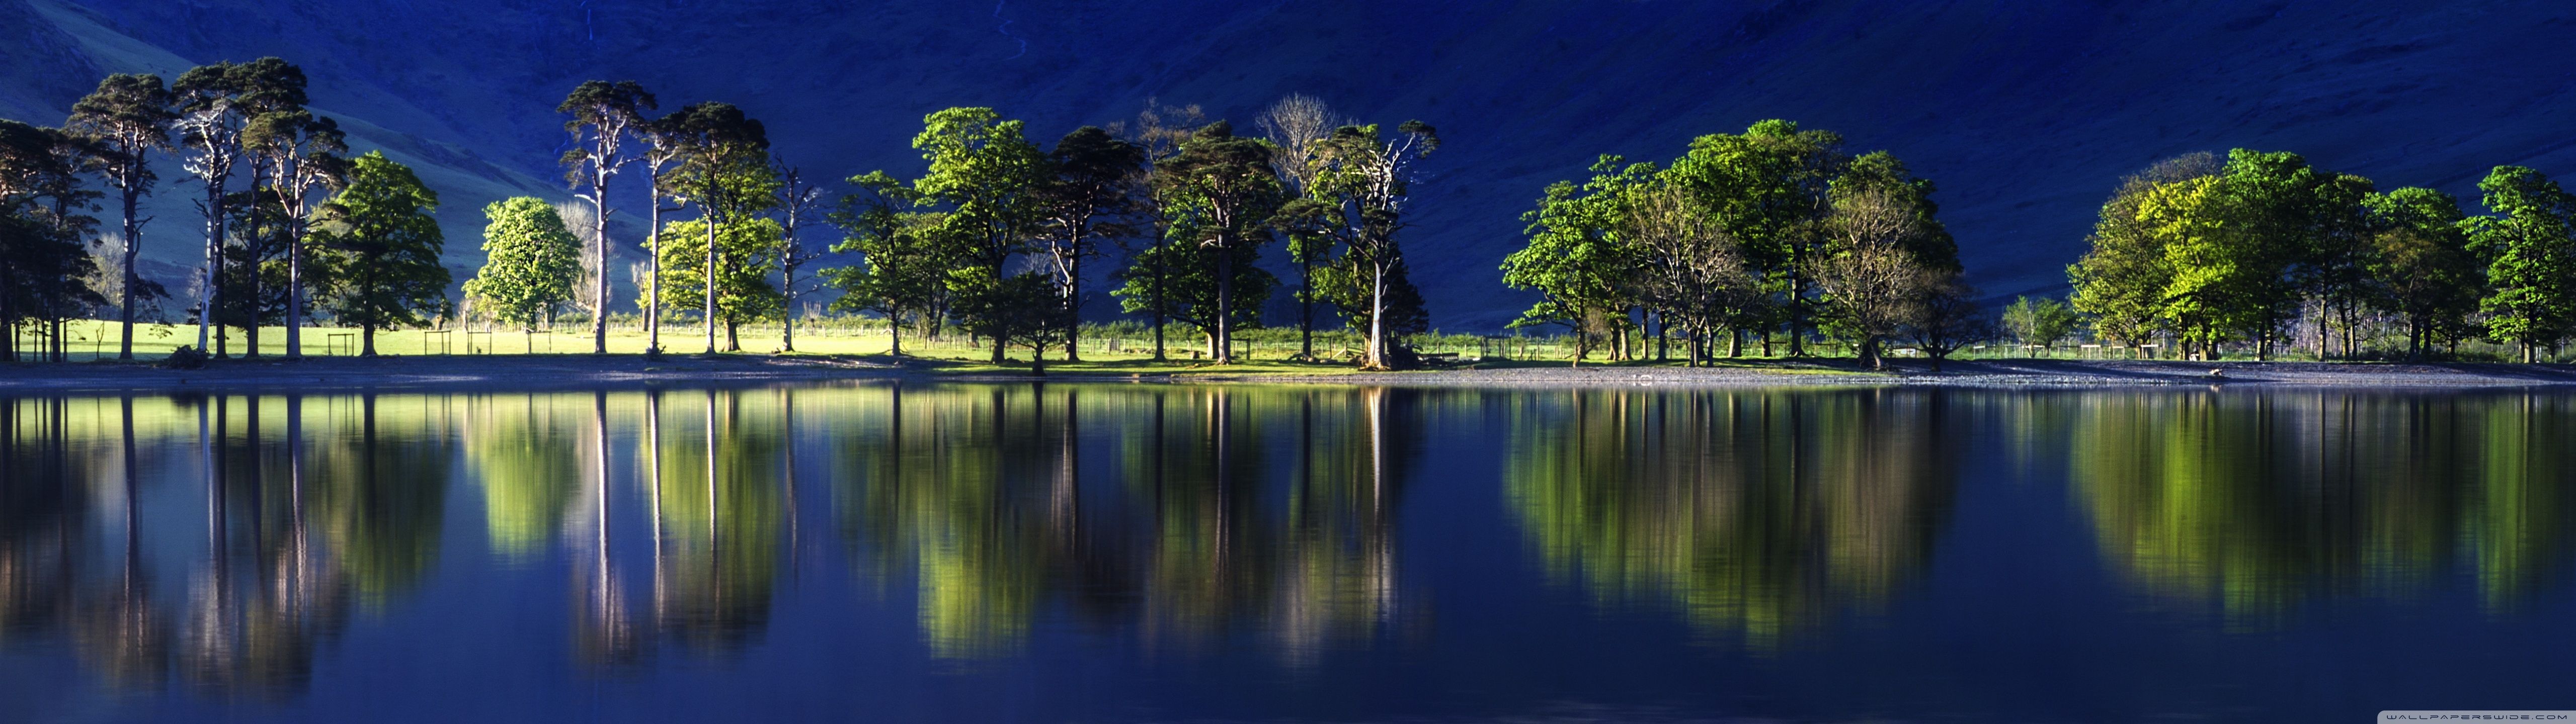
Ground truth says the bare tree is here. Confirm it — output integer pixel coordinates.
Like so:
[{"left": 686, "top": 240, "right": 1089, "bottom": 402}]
[
  {"left": 1627, "top": 185, "right": 1753, "bottom": 366},
  {"left": 1257, "top": 94, "right": 1350, "bottom": 358},
  {"left": 773, "top": 159, "right": 827, "bottom": 352},
  {"left": 1812, "top": 188, "right": 1930, "bottom": 370}
]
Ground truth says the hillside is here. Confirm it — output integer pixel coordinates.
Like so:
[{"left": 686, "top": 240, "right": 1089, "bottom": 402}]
[{"left": 5, "top": 0, "right": 2573, "bottom": 329}]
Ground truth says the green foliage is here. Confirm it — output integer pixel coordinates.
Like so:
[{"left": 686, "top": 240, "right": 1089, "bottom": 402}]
[
  {"left": 462, "top": 197, "right": 582, "bottom": 332},
  {"left": 2469, "top": 165, "right": 2576, "bottom": 359},
  {"left": 1502, "top": 156, "right": 1652, "bottom": 340},
  {"left": 642, "top": 217, "right": 785, "bottom": 328},
  {"left": 2001, "top": 296, "right": 2080, "bottom": 354},
  {"left": 309, "top": 151, "right": 450, "bottom": 354},
  {"left": 824, "top": 171, "right": 946, "bottom": 351},
  {"left": 2363, "top": 187, "right": 2483, "bottom": 356},
  {"left": 1146, "top": 120, "right": 1286, "bottom": 363}
]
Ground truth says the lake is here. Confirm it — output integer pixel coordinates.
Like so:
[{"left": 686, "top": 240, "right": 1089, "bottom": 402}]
[{"left": 1, "top": 383, "right": 2570, "bottom": 722}]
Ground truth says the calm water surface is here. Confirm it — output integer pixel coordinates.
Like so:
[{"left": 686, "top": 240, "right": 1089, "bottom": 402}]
[{"left": 1, "top": 384, "right": 2570, "bottom": 722}]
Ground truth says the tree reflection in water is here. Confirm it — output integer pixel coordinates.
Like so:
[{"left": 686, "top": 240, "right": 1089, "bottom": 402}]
[
  {"left": 2063, "top": 391, "right": 2576, "bottom": 623},
  {"left": 829, "top": 384, "right": 1420, "bottom": 660},
  {"left": 1503, "top": 388, "right": 1963, "bottom": 650},
  {"left": 2, "top": 385, "right": 2572, "bottom": 706}
]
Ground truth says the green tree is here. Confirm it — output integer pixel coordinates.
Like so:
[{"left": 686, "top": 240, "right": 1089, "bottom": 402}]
[
  {"left": 0, "top": 120, "right": 105, "bottom": 362},
  {"left": 221, "top": 57, "right": 319, "bottom": 358},
  {"left": 661, "top": 102, "right": 774, "bottom": 353},
  {"left": 641, "top": 217, "right": 784, "bottom": 345},
  {"left": 1111, "top": 227, "right": 1276, "bottom": 357},
  {"left": 67, "top": 73, "right": 176, "bottom": 360},
  {"left": 905, "top": 107, "right": 1049, "bottom": 363},
  {"left": 239, "top": 60, "right": 343, "bottom": 359},
  {"left": 172, "top": 62, "right": 254, "bottom": 354},
  {"left": 557, "top": 80, "right": 657, "bottom": 354},
  {"left": 309, "top": 151, "right": 449, "bottom": 356},
  {"left": 950, "top": 272, "right": 1070, "bottom": 373},
  {"left": 2138, "top": 175, "right": 2254, "bottom": 359},
  {"left": 1305, "top": 120, "right": 1437, "bottom": 370},
  {"left": 1033, "top": 127, "right": 1143, "bottom": 361},
  {"left": 1662, "top": 120, "right": 1846, "bottom": 356},
  {"left": 2468, "top": 165, "right": 2576, "bottom": 363},
  {"left": 1153, "top": 121, "right": 1285, "bottom": 364},
  {"left": 2067, "top": 153, "right": 2218, "bottom": 356},
  {"left": 2001, "top": 296, "right": 2079, "bottom": 357},
  {"left": 2363, "top": 188, "right": 2483, "bottom": 359},
  {"left": 1502, "top": 155, "right": 1652, "bottom": 364},
  {"left": 824, "top": 171, "right": 944, "bottom": 356},
  {"left": 462, "top": 197, "right": 582, "bottom": 350}
]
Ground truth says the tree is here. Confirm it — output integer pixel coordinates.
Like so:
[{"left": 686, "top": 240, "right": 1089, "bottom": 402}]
[
  {"left": 462, "top": 197, "right": 581, "bottom": 350},
  {"left": 240, "top": 61, "right": 343, "bottom": 359},
  {"left": 661, "top": 102, "right": 773, "bottom": 354},
  {"left": 1663, "top": 120, "right": 1846, "bottom": 356},
  {"left": 1904, "top": 278, "right": 1987, "bottom": 372},
  {"left": 824, "top": 171, "right": 944, "bottom": 356},
  {"left": 218, "top": 57, "right": 314, "bottom": 358},
  {"left": 1257, "top": 94, "right": 1349, "bottom": 359},
  {"left": 1151, "top": 121, "right": 1285, "bottom": 364},
  {"left": 2363, "top": 187, "right": 2482, "bottom": 359},
  {"left": 2068, "top": 153, "right": 2218, "bottom": 356},
  {"left": 636, "top": 113, "right": 692, "bottom": 355},
  {"left": 1110, "top": 226, "right": 1276, "bottom": 358},
  {"left": 1811, "top": 152, "right": 1951, "bottom": 370},
  {"left": 949, "top": 272, "right": 1068, "bottom": 373},
  {"left": 2001, "top": 296, "right": 2079, "bottom": 357},
  {"left": 1107, "top": 99, "right": 1207, "bottom": 360},
  {"left": 173, "top": 61, "right": 253, "bottom": 354},
  {"left": 67, "top": 73, "right": 176, "bottom": 360},
  {"left": 1033, "top": 127, "right": 1143, "bottom": 361},
  {"left": 1809, "top": 197, "right": 1927, "bottom": 370},
  {"left": 1503, "top": 156, "right": 1652, "bottom": 364},
  {"left": 907, "top": 107, "right": 1048, "bottom": 363},
  {"left": 557, "top": 79, "right": 656, "bottom": 354},
  {"left": 2468, "top": 165, "right": 2576, "bottom": 363},
  {"left": 640, "top": 217, "right": 783, "bottom": 348},
  {"left": 772, "top": 159, "right": 829, "bottom": 353},
  {"left": 1623, "top": 182, "right": 1752, "bottom": 366},
  {"left": 0, "top": 120, "right": 105, "bottom": 362},
  {"left": 1306, "top": 120, "right": 1437, "bottom": 370},
  {"left": 309, "top": 151, "right": 448, "bottom": 356}
]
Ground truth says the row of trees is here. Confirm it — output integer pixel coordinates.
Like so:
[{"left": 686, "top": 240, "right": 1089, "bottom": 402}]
[
  {"left": 0, "top": 60, "right": 449, "bottom": 360},
  {"left": 1500, "top": 120, "right": 1978, "bottom": 370},
  {"left": 2068, "top": 149, "right": 2576, "bottom": 363},
  {"left": 513, "top": 86, "right": 1442, "bottom": 368},
  {"left": 824, "top": 98, "right": 1439, "bottom": 370}
]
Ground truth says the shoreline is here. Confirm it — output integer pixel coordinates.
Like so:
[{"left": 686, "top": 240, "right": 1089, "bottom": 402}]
[{"left": 7, "top": 354, "right": 2576, "bottom": 394}]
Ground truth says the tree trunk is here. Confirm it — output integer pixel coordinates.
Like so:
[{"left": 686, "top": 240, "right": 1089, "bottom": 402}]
[
  {"left": 1365, "top": 258, "right": 1389, "bottom": 370},
  {"left": 1215, "top": 237, "right": 1235, "bottom": 365},
  {"left": 119, "top": 185, "right": 141, "bottom": 360},
  {"left": 1298, "top": 255, "right": 1315, "bottom": 360},
  {"left": 1151, "top": 236, "right": 1167, "bottom": 361},
  {"left": 702, "top": 213, "right": 721, "bottom": 354},
  {"left": 887, "top": 313, "right": 903, "bottom": 356},
  {"left": 362, "top": 324, "right": 377, "bottom": 357},
  {"left": 1065, "top": 252, "right": 1082, "bottom": 363},
  {"left": 593, "top": 184, "right": 611, "bottom": 354},
  {"left": 648, "top": 180, "right": 664, "bottom": 354}
]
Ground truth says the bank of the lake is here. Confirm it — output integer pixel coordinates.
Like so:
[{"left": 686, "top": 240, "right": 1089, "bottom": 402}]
[{"left": 7, "top": 353, "right": 2576, "bottom": 393}]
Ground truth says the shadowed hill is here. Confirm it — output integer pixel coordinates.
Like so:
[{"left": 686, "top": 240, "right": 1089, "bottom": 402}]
[{"left": 5, "top": 0, "right": 2573, "bottom": 329}]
